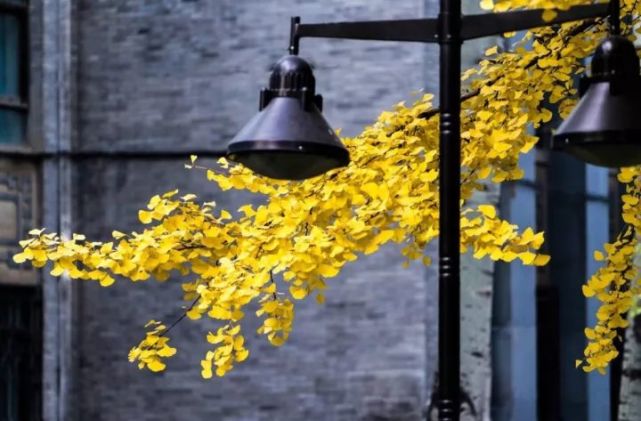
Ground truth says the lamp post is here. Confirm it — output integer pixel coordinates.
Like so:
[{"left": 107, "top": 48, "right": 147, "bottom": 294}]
[{"left": 227, "top": 1, "right": 637, "bottom": 420}]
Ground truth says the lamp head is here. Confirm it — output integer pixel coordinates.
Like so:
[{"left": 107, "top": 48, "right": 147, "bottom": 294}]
[
  {"left": 227, "top": 55, "right": 349, "bottom": 180},
  {"left": 553, "top": 36, "right": 641, "bottom": 167}
]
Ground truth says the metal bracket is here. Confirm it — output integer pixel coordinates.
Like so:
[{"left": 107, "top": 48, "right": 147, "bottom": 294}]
[
  {"left": 293, "top": 17, "right": 439, "bottom": 44},
  {"left": 290, "top": 3, "right": 610, "bottom": 46},
  {"left": 461, "top": 3, "right": 610, "bottom": 40}
]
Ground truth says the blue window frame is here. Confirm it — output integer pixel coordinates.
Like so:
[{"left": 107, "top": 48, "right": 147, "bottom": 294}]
[
  {"left": 492, "top": 136, "right": 613, "bottom": 421},
  {"left": 0, "top": 0, "right": 27, "bottom": 144}
]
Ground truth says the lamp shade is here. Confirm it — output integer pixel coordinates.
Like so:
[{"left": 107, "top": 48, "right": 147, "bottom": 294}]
[
  {"left": 227, "top": 55, "right": 349, "bottom": 180},
  {"left": 553, "top": 36, "right": 641, "bottom": 167}
]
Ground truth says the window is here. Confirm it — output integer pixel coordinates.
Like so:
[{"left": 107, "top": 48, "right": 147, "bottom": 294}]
[
  {"left": 0, "top": 0, "right": 27, "bottom": 144},
  {"left": 0, "top": 285, "right": 41, "bottom": 421},
  {"left": 492, "top": 127, "right": 614, "bottom": 420}
]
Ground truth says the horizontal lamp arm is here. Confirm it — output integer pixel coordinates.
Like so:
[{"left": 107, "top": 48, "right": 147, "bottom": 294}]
[
  {"left": 293, "top": 18, "right": 438, "bottom": 45},
  {"left": 290, "top": 3, "right": 609, "bottom": 50},
  {"left": 461, "top": 3, "right": 610, "bottom": 40}
]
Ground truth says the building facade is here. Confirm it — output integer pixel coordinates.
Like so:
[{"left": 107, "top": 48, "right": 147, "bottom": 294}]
[{"left": 0, "top": 0, "right": 626, "bottom": 420}]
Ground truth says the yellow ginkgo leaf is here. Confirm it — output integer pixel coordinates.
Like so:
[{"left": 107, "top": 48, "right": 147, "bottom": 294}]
[
  {"left": 289, "top": 286, "right": 308, "bottom": 300},
  {"left": 318, "top": 264, "right": 340, "bottom": 278},
  {"left": 99, "top": 276, "right": 115, "bottom": 287},
  {"left": 236, "top": 349, "right": 249, "bottom": 362},
  {"left": 485, "top": 46, "right": 499, "bottom": 56},
  {"left": 361, "top": 182, "right": 379, "bottom": 199},
  {"left": 582, "top": 285, "right": 596, "bottom": 298},
  {"left": 478, "top": 205, "right": 496, "bottom": 219},
  {"left": 138, "top": 210, "right": 153, "bottom": 224},
  {"left": 157, "top": 347, "right": 177, "bottom": 357},
  {"left": 533, "top": 254, "right": 551, "bottom": 266},
  {"left": 112, "top": 230, "right": 126, "bottom": 239},
  {"left": 480, "top": 0, "right": 494, "bottom": 10},
  {"left": 147, "top": 359, "right": 166, "bottom": 372}
]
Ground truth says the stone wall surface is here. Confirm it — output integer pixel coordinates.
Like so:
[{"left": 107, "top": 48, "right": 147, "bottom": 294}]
[
  {"left": 72, "top": 1, "right": 431, "bottom": 420},
  {"left": 73, "top": 166, "right": 427, "bottom": 421},
  {"left": 52, "top": 0, "right": 498, "bottom": 420},
  {"left": 75, "top": 0, "right": 430, "bottom": 148}
]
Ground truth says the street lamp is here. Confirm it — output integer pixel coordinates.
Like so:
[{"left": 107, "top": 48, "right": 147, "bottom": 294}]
[
  {"left": 227, "top": 54, "right": 349, "bottom": 180},
  {"left": 553, "top": 34, "right": 641, "bottom": 166},
  {"left": 227, "top": 1, "right": 628, "bottom": 420}
]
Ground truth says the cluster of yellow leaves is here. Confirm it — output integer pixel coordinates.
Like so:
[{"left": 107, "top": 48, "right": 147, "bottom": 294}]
[
  {"left": 578, "top": 168, "right": 641, "bottom": 373},
  {"left": 202, "top": 324, "right": 249, "bottom": 378},
  {"left": 256, "top": 288, "right": 295, "bottom": 346},
  {"left": 14, "top": 0, "right": 641, "bottom": 377},
  {"left": 464, "top": 210, "right": 549, "bottom": 266},
  {"left": 128, "top": 320, "right": 177, "bottom": 372}
]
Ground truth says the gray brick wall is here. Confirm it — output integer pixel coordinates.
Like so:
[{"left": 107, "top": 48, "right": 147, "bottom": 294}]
[
  {"left": 33, "top": 0, "right": 498, "bottom": 420},
  {"left": 76, "top": 0, "right": 429, "bottom": 148},
  {"left": 72, "top": 1, "right": 431, "bottom": 420}
]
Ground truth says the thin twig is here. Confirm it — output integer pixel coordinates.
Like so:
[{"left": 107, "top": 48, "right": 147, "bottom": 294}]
[
  {"left": 160, "top": 296, "right": 201, "bottom": 337},
  {"left": 269, "top": 270, "right": 277, "bottom": 300}
]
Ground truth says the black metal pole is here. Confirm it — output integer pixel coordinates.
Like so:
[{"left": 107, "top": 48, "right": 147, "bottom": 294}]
[
  {"left": 287, "top": 6, "right": 613, "bottom": 421},
  {"left": 437, "top": 0, "right": 462, "bottom": 420},
  {"left": 610, "top": 0, "right": 620, "bottom": 35},
  {"left": 289, "top": 16, "right": 301, "bottom": 55}
]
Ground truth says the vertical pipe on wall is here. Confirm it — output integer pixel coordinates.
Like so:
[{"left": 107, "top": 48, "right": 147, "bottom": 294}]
[
  {"left": 437, "top": 0, "right": 462, "bottom": 419},
  {"left": 41, "top": 0, "right": 76, "bottom": 419},
  {"left": 55, "top": 0, "right": 75, "bottom": 417}
]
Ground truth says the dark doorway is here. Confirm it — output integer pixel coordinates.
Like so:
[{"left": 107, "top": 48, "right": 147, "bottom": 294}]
[{"left": 0, "top": 285, "right": 42, "bottom": 421}]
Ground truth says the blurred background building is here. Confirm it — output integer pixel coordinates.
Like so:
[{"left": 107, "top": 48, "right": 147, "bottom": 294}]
[{"left": 0, "top": 0, "right": 634, "bottom": 420}]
